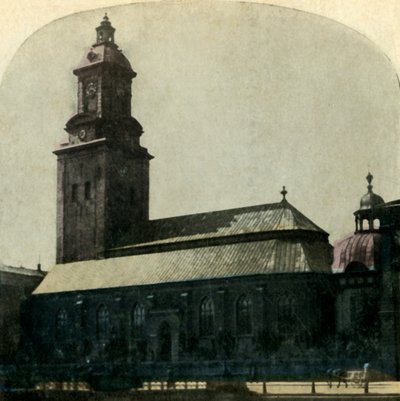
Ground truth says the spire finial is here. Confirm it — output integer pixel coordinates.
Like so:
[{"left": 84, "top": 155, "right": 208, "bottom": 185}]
[
  {"left": 281, "top": 186, "right": 288, "bottom": 201},
  {"left": 103, "top": 12, "right": 109, "bottom": 21},
  {"left": 366, "top": 172, "right": 373, "bottom": 193}
]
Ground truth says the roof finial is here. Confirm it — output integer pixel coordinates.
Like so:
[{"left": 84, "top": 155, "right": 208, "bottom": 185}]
[
  {"left": 103, "top": 12, "right": 109, "bottom": 21},
  {"left": 280, "top": 186, "right": 288, "bottom": 201},
  {"left": 366, "top": 172, "right": 373, "bottom": 193}
]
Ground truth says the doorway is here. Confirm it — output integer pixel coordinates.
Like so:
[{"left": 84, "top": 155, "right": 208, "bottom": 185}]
[{"left": 159, "top": 321, "right": 172, "bottom": 361}]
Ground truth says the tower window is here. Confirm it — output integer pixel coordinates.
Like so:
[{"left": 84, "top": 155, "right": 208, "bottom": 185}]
[
  {"left": 199, "top": 297, "right": 214, "bottom": 336},
  {"left": 71, "top": 184, "right": 78, "bottom": 202},
  {"left": 278, "top": 294, "right": 296, "bottom": 318},
  {"left": 236, "top": 295, "right": 252, "bottom": 335},
  {"left": 85, "top": 181, "right": 91, "bottom": 200}
]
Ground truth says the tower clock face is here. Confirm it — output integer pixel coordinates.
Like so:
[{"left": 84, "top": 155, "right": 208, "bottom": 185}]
[
  {"left": 85, "top": 82, "right": 97, "bottom": 97},
  {"left": 78, "top": 129, "right": 86, "bottom": 140}
]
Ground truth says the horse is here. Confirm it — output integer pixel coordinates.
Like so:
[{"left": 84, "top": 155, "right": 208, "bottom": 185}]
[{"left": 326, "top": 368, "right": 348, "bottom": 388}]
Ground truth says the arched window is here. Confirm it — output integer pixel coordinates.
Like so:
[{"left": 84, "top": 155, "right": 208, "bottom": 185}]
[
  {"left": 199, "top": 297, "right": 214, "bottom": 336},
  {"left": 132, "top": 303, "right": 145, "bottom": 334},
  {"left": 55, "top": 308, "right": 68, "bottom": 339},
  {"left": 278, "top": 294, "right": 295, "bottom": 318},
  {"left": 97, "top": 305, "right": 109, "bottom": 341},
  {"left": 236, "top": 295, "right": 252, "bottom": 335}
]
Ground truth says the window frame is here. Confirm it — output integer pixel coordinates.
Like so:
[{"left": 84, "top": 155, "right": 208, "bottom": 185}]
[
  {"left": 236, "top": 294, "right": 252, "bottom": 335},
  {"left": 199, "top": 296, "right": 215, "bottom": 337},
  {"left": 132, "top": 303, "right": 145, "bottom": 336}
]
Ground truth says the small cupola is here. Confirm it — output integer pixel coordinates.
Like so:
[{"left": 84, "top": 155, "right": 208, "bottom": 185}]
[
  {"left": 95, "top": 13, "right": 115, "bottom": 45},
  {"left": 359, "top": 172, "right": 385, "bottom": 210},
  {"left": 354, "top": 173, "right": 385, "bottom": 232}
]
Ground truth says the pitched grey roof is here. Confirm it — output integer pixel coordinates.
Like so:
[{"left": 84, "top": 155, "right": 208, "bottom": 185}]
[
  {"left": 117, "top": 200, "right": 327, "bottom": 250},
  {"left": 34, "top": 238, "right": 332, "bottom": 295}
]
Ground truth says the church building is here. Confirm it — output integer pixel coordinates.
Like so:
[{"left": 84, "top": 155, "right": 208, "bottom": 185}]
[{"left": 17, "top": 16, "right": 400, "bottom": 388}]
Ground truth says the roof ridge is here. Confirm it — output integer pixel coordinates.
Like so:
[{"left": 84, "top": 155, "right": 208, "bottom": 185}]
[
  {"left": 149, "top": 201, "right": 285, "bottom": 223},
  {"left": 117, "top": 200, "right": 328, "bottom": 249}
]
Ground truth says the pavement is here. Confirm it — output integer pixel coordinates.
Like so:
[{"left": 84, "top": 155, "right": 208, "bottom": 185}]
[{"left": 246, "top": 381, "right": 400, "bottom": 395}]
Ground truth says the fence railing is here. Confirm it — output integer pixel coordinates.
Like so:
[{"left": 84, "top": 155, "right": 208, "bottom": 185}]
[{"left": 32, "top": 380, "right": 400, "bottom": 395}]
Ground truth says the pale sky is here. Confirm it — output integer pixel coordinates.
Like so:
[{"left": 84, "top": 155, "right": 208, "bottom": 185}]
[{"left": 0, "top": 0, "right": 400, "bottom": 270}]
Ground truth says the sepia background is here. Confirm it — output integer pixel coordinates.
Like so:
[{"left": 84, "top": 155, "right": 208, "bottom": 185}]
[{"left": 0, "top": 0, "right": 400, "bottom": 270}]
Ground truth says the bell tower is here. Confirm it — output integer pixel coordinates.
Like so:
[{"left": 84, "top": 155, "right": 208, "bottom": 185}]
[{"left": 54, "top": 15, "right": 152, "bottom": 263}]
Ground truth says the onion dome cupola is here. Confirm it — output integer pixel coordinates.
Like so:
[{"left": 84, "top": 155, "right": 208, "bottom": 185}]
[
  {"left": 332, "top": 174, "right": 384, "bottom": 273},
  {"left": 354, "top": 173, "right": 385, "bottom": 233}
]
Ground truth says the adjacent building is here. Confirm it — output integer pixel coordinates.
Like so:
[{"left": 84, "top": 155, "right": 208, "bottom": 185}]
[{"left": 0, "top": 264, "right": 45, "bottom": 364}]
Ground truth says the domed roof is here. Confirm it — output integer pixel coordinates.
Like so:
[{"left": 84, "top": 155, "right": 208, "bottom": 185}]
[
  {"left": 74, "top": 44, "right": 134, "bottom": 75},
  {"left": 359, "top": 172, "right": 384, "bottom": 210},
  {"left": 360, "top": 192, "right": 385, "bottom": 210},
  {"left": 73, "top": 14, "right": 135, "bottom": 77},
  {"left": 332, "top": 232, "right": 381, "bottom": 273}
]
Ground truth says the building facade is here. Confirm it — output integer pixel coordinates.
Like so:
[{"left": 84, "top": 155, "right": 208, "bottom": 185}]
[
  {"left": 0, "top": 264, "right": 45, "bottom": 364},
  {"left": 16, "top": 16, "right": 400, "bottom": 388}
]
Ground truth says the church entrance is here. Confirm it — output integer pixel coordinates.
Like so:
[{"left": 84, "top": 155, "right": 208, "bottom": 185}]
[
  {"left": 158, "top": 322, "right": 172, "bottom": 361},
  {"left": 158, "top": 321, "right": 172, "bottom": 361}
]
